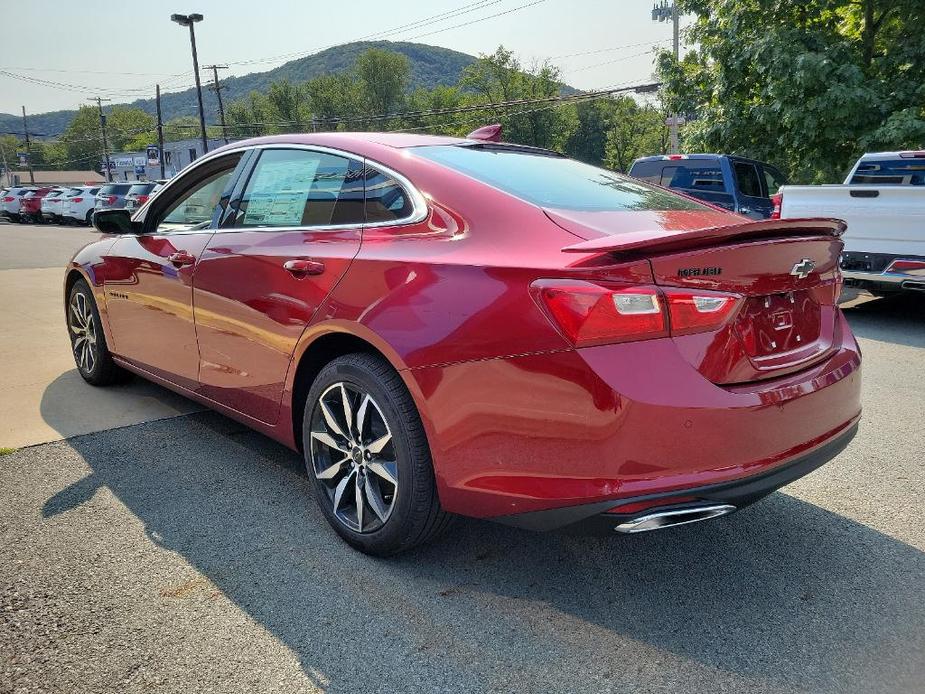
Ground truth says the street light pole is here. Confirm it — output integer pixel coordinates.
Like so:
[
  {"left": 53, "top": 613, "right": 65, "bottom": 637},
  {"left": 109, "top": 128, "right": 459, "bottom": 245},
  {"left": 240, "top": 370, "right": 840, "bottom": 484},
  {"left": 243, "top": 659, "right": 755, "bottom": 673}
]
[
  {"left": 652, "top": 0, "right": 681, "bottom": 154},
  {"left": 171, "top": 13, "right": 209, "bottom": 156}
]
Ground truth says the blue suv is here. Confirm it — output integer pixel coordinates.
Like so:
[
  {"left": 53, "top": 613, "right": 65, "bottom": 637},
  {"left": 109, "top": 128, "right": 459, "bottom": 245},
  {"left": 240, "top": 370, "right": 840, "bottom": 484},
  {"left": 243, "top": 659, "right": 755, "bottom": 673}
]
[{"left": 628, "top": 154, "right": 788, "bottom": 219}]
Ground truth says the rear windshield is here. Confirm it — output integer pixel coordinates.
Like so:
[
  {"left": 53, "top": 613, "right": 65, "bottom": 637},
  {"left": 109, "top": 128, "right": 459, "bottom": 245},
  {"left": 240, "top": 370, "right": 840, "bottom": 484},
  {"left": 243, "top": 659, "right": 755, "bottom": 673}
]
[
  {"left": 850, "top": 159, "right": 925, "bottom": 185},
  {"left": 127, "top": 183, "right": 156, "bottom": 195},
  {"left": 631, "top": 159, "right": 727, "bottom": 193},
  {"left": 100, "top": 184, "right": 132, "bottom": 195},
  {"left": 414, "top": 145, "right": 705, "bottom": 211}
]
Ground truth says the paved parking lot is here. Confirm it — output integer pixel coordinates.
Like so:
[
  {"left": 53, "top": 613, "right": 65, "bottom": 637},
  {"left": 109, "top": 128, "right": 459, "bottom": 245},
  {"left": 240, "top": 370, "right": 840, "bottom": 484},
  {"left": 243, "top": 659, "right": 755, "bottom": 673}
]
[{"left": 1, "top": 222, "right": 923, "bottom": 693}]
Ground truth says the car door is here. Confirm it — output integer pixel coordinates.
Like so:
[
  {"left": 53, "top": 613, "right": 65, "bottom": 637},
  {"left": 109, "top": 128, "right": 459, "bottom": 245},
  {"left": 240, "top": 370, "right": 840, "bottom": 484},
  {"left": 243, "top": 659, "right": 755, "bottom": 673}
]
[
  {"left": 102, "top": 153, "right": 244, "bottom": 389},
  {"left": 730, "top": 159, "right": 767, "bottom": 218},
  {"left": 192, "top": 146, "right": 366, "bottom": 423}
]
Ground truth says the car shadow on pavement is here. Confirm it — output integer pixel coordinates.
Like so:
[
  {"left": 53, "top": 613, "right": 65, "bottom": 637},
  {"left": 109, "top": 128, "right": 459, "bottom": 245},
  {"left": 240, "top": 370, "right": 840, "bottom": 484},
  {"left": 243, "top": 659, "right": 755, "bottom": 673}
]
[
  {"left": 38, "top": 407, "right": 924, "bottom": 693},
  {"left": 842, "top": 292, "right": 925, "bottom": 348}
]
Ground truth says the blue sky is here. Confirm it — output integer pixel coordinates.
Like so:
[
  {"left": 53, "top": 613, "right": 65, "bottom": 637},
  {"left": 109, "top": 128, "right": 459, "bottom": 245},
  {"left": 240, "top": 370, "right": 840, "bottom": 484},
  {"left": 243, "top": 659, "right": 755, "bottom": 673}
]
[{"left": 0, "top": 0, "right": 693, "bottom": 115}]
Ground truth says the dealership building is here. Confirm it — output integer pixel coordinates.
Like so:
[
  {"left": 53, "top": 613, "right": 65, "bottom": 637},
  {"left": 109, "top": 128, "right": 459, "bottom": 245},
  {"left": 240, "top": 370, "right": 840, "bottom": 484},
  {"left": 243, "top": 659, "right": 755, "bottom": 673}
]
[{"left": 104, "top": 137, "right": 230, "bottom": 181}]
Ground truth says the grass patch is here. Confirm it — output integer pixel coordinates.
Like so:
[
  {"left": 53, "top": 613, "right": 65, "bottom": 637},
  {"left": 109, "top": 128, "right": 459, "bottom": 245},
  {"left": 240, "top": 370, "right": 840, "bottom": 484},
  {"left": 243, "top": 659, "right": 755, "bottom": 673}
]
[{"left": 0, "top": 447, "right": 17, "bottom": 456}]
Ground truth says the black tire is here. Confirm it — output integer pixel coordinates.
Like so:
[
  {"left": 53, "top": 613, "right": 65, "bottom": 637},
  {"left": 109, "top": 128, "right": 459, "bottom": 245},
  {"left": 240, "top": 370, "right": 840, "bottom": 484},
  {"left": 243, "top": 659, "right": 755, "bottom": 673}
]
[
  {"left": 302, "top": 353, "right": 452, "bottom": 556},
  {"left": 67, "top": 279, "right": 127, "bottom": 386},
  {"left": 85, "top": 210, "right": 93, "bottom": 226}
]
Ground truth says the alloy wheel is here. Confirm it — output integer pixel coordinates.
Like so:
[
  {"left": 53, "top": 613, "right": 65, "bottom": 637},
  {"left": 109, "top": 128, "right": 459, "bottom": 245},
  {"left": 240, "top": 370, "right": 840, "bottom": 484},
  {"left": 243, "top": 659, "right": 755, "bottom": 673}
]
[
  {"left": 310, "top": 382, "right": 398, "bottom": 533},
  {"left": 69, "top": 291, "right": 97, "bottom": 374}
]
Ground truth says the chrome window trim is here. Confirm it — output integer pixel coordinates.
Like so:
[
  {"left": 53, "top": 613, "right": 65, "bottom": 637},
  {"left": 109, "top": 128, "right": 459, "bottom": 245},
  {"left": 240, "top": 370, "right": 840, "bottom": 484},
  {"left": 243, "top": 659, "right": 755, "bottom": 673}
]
[{"left": 135, "top": 142, "right": 428, "bottom": 234}]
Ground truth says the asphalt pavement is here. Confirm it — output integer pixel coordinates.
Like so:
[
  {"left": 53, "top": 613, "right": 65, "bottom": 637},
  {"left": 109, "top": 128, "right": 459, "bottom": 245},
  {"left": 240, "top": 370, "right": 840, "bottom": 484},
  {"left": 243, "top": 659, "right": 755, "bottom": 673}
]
[{"left": 0, "top": 223, "right": 923, "bottom": 693}]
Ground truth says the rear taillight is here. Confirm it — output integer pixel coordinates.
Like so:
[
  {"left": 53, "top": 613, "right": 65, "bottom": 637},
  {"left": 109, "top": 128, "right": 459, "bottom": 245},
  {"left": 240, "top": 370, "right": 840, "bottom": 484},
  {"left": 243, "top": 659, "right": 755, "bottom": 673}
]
[
  {"left": 72, "top": 197, "right": 83, "bottom": 203},
  {"left": 105, "top": 195, "right": 117, "bottom": 205},
  {"left": 2, "top": 196, "right": 13, "bottom": 202},
  {"left": 769, "top": 192, "right": 782, "bottom": 219},
  {"left": 533, "top": 280, "right": 741, "bottom": 347},
  {"left": 137, "top": 194, "right": 149, "bottom": 204},
  {"left": 661, "top": 288, "right": 742, "bottom": 336}
]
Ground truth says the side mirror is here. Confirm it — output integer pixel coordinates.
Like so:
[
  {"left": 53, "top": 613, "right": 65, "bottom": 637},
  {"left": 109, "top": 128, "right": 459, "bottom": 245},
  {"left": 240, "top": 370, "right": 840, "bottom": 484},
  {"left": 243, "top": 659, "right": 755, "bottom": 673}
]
[{"left": 93, "top": 209, "right": 141, "bottom": 235}]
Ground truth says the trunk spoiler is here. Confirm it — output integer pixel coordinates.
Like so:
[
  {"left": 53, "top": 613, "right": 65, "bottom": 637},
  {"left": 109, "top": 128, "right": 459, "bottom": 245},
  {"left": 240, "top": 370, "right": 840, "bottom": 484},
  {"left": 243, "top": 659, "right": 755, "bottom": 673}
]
[{"left": 560, "top": 218, "right": 846, "bottom": 255}]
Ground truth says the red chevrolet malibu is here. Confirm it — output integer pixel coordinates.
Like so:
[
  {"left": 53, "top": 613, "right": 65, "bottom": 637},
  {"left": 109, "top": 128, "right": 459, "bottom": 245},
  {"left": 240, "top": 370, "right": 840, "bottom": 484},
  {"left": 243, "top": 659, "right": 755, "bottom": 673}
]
[{"left": 64, "top": 132, "right": 861, "bottom": 555}]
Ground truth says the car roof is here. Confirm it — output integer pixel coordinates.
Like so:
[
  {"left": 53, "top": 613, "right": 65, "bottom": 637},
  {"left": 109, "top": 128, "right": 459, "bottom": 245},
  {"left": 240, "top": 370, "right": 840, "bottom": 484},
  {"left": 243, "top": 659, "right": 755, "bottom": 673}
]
[
  {"left": 856, "top": 151, "right": 925, "bottom": 160},
  {"left": 631, "top": 153, "right": 776, "bottom": 167},
  {"left": 208, "top": 132, "right": 471, "bottom": 158}
]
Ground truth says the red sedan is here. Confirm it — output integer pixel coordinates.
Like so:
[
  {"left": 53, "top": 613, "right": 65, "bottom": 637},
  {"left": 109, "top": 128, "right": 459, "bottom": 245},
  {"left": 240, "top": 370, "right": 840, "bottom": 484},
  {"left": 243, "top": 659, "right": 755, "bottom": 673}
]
[{"left": 65, "top": 132, "right": 861, "bottom": 555}]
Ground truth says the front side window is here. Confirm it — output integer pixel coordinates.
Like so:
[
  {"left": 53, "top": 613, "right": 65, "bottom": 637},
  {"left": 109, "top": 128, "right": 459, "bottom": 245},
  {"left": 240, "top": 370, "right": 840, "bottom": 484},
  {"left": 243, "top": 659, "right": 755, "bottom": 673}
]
[
  {"left": 155, "top": 158, "right": 240, "bottom": 232},
  {"left": 235, "top": 149, "right": 365, "bottom": 228},
  {"left": 733, "top": 161, "right": 763, "bottom": 198},
  {"left": 762, "top": 166, "right": 787, "bottom": 195},
  {"left": 413, "top": 145, "right": 706, "bottom": 212}
]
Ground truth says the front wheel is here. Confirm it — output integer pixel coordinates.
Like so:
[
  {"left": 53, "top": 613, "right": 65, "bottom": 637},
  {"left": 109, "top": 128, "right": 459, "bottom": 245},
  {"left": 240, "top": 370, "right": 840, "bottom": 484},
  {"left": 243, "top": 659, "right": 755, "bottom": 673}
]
[
  {"left": 67, "top": 279, "right": 127, "bottom": 386},
  {"left": 303, "top": 353, "right": 452, "bottom": 555}
]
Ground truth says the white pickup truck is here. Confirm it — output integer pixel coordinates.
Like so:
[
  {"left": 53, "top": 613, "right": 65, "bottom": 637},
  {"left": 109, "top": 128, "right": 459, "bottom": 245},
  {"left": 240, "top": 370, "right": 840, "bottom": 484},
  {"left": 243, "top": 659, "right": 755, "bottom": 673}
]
[{"left": 774, "top": 151, "right": 925, "bottom": 294}]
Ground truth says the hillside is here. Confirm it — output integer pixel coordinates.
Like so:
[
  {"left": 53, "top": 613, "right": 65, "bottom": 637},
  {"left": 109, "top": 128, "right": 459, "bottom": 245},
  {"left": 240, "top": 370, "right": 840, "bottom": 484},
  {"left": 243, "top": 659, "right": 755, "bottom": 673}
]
[{"left": 0, "top": 41, "right": 478, "bottom": 139}]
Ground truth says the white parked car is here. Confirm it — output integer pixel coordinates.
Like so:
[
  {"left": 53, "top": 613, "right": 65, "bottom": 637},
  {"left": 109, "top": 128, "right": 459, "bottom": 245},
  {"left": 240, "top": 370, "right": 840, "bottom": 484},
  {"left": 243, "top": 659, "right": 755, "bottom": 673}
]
[
  {"left": 41, "top": 188, "right": 76, "bottom": 223},
  {"left": 775, "top": 151, "right": 925, "bottom": 295},
  {"left": 61, "top": 186, "right": 102, "bottom": 226},
  {"left": 1, "top": 187, "right": 34, "bottom": 221}
]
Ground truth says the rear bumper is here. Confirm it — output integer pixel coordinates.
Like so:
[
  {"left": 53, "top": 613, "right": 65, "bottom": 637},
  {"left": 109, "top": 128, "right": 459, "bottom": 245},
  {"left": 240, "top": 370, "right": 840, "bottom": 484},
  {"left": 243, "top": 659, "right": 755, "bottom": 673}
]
[
  {"left": 413, "top": 311, "right": 861, "bottom": 520},
  {"left": 842, "top": 251, "right": 925, "bottom": 292},
  {"left": 496, "top": 421, "right": 857, "bottom": 532}
]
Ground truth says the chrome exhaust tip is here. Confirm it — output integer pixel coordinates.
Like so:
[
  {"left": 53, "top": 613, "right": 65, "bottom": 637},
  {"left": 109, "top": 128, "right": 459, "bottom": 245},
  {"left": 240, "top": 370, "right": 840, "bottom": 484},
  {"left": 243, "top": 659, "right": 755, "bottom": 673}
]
[
  {"left": 901, "top": 280, "right": 925, "bottom": 292},
  {"left": 613, "top": 504, "right": 737, "bottom": 534}
]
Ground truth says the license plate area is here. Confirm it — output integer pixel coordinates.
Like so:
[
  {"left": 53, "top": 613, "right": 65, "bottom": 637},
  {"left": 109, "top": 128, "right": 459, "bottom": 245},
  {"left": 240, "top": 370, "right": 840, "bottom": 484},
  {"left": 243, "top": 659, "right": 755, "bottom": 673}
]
[{"left": 734, "top": 290, "right": 821, "bottom": 359}]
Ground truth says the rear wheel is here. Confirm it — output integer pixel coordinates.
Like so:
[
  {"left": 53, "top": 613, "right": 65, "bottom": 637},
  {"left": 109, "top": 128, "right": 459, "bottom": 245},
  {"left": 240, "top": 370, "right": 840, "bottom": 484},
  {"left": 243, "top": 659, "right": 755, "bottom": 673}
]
[
  {"left": 85, "top": 210, "right": 93, "bottom": 226},
  {"left": 302, "top": 353, "right": 451, "bottom": 555},
  {"left": 67, "top": 279, "right": 126, "bottom": 386}
]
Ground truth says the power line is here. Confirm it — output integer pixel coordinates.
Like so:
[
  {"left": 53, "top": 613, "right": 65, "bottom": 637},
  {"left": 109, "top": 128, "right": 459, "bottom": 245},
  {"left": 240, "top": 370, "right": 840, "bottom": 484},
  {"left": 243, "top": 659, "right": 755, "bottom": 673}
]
[
  {"left": 227, "top": 0, "right": 507, "bottom": 67},
  {"left": 403, "top": 0, "right": 547, "bottom": 41}
]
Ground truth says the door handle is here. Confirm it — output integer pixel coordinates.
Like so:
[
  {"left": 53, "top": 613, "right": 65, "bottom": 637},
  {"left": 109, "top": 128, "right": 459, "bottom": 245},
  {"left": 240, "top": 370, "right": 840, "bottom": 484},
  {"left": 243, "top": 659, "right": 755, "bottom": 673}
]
[
  {"left": 168, "top": 251, "right": 196, "bottom": 267},
  {"left": 283, "top": 259, "right": 325, "bottom": 276}
]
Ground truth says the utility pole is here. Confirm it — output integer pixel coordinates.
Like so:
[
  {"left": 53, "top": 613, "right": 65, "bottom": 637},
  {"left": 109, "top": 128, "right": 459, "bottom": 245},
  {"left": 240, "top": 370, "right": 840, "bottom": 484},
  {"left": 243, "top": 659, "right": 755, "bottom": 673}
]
[
  {"left": 155, "top": 84, "right": 166, "bottom": 179},
  {"left": 20, "top": 106, "right": 35, "bottom": 184},
  {"left": 204, "top": 64, "right": 229, "bottom": 144},
  {"left": 171, "top": 13, "right": 209, "bottom": 155},
  {"left": 652, "top": 0, "right": 681, "bottom": 154},
  {"left": 89, "top": 96, "right": 112, "bottom": 182}
]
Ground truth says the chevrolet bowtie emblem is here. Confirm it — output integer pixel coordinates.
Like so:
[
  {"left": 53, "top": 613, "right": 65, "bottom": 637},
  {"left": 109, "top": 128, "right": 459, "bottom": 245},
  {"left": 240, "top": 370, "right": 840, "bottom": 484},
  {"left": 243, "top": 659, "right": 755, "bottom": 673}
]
[{"left": 790, "top": 258, "right": 815, "bottom": 279}]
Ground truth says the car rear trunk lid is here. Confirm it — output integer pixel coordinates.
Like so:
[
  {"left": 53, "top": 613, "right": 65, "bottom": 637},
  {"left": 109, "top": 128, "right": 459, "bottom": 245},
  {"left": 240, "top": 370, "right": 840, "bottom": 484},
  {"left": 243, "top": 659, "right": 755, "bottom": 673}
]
[{"left": 551, "top": 210, "right": 846, "bottom": 384}]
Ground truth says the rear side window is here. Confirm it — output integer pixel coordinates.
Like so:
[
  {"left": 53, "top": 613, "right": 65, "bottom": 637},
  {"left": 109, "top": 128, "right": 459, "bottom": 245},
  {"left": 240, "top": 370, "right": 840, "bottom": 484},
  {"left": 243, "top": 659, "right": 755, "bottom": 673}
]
[
  {"left": 414, "top": 145, "right": 705, "bottom": 211},
  {"left": 127, "top": 184, "right": 156, "bottom": 195},
  {"left": 851, "top": 159, "right": 925, "bottom": 185},
  {"left": 365, "top": 166, "right": 413, "bottom": 222},
  {"left": 236, "top": 149, "right": 365, "bottom": 228},
  {"left": 733, "top": 161, "right": 762, "bottom": 197}
]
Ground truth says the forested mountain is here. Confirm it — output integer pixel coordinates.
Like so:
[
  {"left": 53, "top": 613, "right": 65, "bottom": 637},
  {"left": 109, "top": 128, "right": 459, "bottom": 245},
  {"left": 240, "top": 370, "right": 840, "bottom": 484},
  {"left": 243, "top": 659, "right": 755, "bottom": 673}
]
[{"left": 0, "top": 41, "right": 478, "bottom": 138}]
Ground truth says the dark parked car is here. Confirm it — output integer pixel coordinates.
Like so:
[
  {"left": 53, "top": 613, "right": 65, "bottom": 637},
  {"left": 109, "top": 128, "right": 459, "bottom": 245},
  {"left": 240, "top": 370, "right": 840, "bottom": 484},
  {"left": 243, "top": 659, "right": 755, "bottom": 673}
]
[
  {"left": 94, "top": 183, "right": 134, "bottom": 212},
  {"left": 629, "top": 154, "right": 788, "bottom": 219},
  {"left": 66, "top": 133, "right": 860, "bottom": 555},
  {"left": 123, "top": 182, "right": 161, "bottom": 211}
]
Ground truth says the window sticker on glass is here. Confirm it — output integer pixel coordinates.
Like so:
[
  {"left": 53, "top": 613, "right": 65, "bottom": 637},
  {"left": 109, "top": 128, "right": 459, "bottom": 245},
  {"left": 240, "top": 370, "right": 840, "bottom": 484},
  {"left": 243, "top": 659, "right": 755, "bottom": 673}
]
[{"left": 243, "top": 155, "right": 321, "bottom": 226}]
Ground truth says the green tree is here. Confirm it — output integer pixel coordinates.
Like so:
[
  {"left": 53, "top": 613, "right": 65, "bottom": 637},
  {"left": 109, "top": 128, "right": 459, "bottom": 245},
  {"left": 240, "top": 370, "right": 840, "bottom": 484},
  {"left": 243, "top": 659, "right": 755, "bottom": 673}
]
[
  {"left": 603, "top": 98, "right": 669, "bottom": 172},
  {"left": 461, "top": 47, "right": 575, "bottom": 150},
  {"left": 355, "top": 48, "right": 411, "bottom": 122},
  {"left": 657, "top": 0, "right": 925, "bottom": 182}
]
